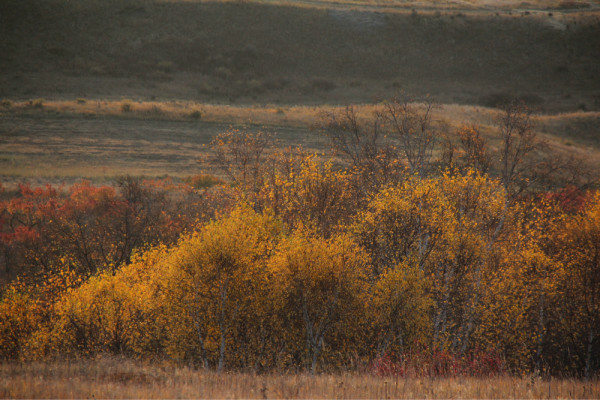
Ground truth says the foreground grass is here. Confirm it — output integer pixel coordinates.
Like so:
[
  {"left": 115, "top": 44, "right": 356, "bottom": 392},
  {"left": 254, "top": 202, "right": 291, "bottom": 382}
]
[{"left": 1, "top": 358, "right": 598, "bottom": 399}]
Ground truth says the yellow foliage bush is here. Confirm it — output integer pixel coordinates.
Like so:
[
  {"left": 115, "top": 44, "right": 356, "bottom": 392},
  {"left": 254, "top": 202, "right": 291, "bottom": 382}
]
[
  {"left": 1, "top": 156, "right": 598, "bottom": 376},
  {"left": 160, "top": 205, "right": 284, "bottom": 369},
  {"left": 370, "top": 263, "right": 433, "bottom": 356},
  {"left": 259, "top": 155, "right": 356, "bottom": 237},
  {"left": 269, "top": 229, "right": 369, "bottom": 372},
  {"left": 0, "top": 266, "right": 80, "bottom": 360}
]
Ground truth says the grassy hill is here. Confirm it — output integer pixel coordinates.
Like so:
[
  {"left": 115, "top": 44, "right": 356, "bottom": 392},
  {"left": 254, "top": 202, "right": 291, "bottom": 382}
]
[
  {"left": 1, "top": 0, "right": 599, "bottom": 111},
  {"left": 1, "top": 0, "right": 599, "bottom": 185},
  {"left": 0, "top": 100, "right": 598, "bottom": 186}
]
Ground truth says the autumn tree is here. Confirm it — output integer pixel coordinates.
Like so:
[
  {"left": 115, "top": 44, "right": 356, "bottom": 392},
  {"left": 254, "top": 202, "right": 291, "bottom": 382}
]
[
  {"left": 0, "top": 178, "right": 207, "bottom": 281},
  {"left": 0, "top": 184, "right": 59, "bottom": 279},
  {"left": 379, "top": 96, "right": 439, "bottom": 177},
  {"left": 164, "top": 206, "right": 282, "bottom": 371},
  {"left": 208, "top": 128, "right": 274, "bottom": 196},
  {"left": 352, "top": 174, "right": 448, "bottom": 276},
  {"left": 354, "top": 170, "right": 507, "bottom": 354},
  {"left": 370, "top": 262, "right": 432, "bottom": 358},
  {"left": 0, "top": 263, "right": 80, "bottom": 360},
  {"left": 443, "top": 125, "right": 491, "bottom": 175},
  {"left": 319, "top": 106, "right": 402, "bottom": 190},
  {"left": 553, "top": 192, "right": 600, "bottom": 377},
  {"left": 258, "top": 155, "right": 356, "bottom": 238},
  {"left": 496, "top": 101, "right": 538, "bottom": 195},
  {"left": 269, "top": 229, "right": 369, "bottom": 373}
]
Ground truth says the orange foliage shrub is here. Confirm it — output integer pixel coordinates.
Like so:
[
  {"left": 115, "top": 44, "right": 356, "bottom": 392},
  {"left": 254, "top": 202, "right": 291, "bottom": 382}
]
[{"left": 0, "top": 148, "right": 598, "bottom": 376}]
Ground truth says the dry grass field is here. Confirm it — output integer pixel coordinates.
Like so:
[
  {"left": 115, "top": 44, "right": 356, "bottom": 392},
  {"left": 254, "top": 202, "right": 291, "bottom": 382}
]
[
  {"left": 1, "top": 357, "right": 599, "bottom": 399},
  {"left": 1, "top": 0, "right": 599, "bottom": 185},
  {"left": 1, "top": 99, "right": 599, "bottom": 186}
]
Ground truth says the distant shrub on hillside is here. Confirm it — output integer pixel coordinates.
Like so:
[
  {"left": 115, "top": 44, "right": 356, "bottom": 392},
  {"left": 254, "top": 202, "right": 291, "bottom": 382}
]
[
  {"left": 184, "top": 174, "right": 224, "bottom": 189},
  {"left": 481, "top": 92, "right": 544, "bottom": 109},
  {"left": 558, "top": 1, "right": 590, "bottom": 9},
  {"left": 120, "top": 100, "right": 133, "bottom": 112},
  {"left": 30, "top": 99, "right": 44, "bottom": 109}
]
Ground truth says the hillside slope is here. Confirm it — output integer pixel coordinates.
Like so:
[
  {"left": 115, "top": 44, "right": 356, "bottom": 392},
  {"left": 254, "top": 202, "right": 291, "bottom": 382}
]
[{"left": 1, "top": 0, "right": 599, "bottom": 111}]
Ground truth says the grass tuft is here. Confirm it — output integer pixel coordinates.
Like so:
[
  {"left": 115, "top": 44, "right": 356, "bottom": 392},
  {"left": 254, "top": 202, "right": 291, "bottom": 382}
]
[
  {"left": 30, "top": 99, "right": 44, "bottom": 109},
  {"left": 121, "top": 100, "right": 133, "bottom": 113}
]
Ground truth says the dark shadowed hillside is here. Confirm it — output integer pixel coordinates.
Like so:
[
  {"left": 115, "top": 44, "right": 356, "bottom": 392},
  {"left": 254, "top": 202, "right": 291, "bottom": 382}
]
[{"left": 1, "top": 0, "right": 599, "bottom": 111}]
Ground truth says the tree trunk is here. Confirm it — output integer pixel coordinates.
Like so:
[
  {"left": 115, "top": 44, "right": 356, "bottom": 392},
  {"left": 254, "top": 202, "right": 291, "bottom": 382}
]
[
  {"left": 535, "top": 288, "right": 546, "bottom": 374},
  {"left": 585, "top": 328, "right": 594, "bottom": 379},
  {"left": 310, "top": 337, "right": 323, "bottom": 375},
  {"left": 218, "top": 330, "right": 226, "bottom": 373},
  {"left": 311, "top": 350, "right": 318, "bottom": 375}
]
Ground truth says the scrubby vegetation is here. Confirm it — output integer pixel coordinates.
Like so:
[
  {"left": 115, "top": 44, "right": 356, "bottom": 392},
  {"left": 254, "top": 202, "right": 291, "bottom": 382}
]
[{"left": 1, "top": 100, "right": 598, "bottom": 379}]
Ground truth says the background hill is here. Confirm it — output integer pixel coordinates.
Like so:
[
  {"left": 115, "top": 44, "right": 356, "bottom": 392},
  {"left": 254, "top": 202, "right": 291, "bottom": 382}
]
[
  {"left": 1, "top": 0, "right": 599, "bottom": 184},
  {"left": 1, "top": 0, "right": 599, "bottom": 111}
]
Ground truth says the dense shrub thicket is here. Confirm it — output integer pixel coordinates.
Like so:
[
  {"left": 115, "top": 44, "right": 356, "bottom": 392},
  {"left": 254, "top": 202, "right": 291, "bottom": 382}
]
[{"left": 0, "top": 101, "right": 598, "bottom": 377}]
